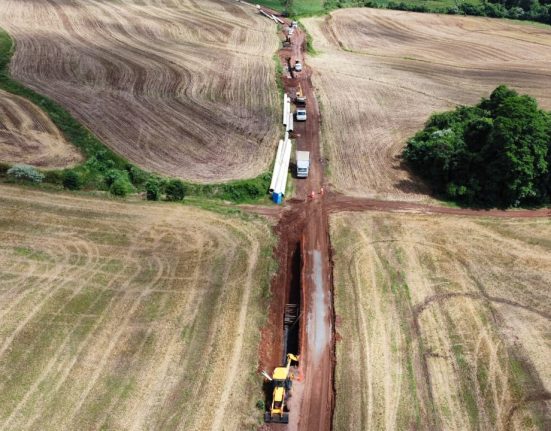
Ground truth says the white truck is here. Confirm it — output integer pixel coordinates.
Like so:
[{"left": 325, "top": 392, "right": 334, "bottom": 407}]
[{"left": 296, "top": 151, "right": 310, "bottom": 178}]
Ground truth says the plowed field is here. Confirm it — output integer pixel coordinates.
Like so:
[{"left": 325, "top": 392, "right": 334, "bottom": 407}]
[
  {"left": 330, "top": 211, "right": 551, "bottom": 430},
  {"left": 0, "top": 89, "right": 81, "bottom": 168},
  {"left": 304, "top": 9, "right": 551, "bottom": 200},
  {"left": 0, "top": 185, "right": 274, "bottom": 430},
  {"left": 0, "top": 0, "right": 279, "bottom": 182}
]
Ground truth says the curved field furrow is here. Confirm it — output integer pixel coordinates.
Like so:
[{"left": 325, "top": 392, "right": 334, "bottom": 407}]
[
  {"left": 0, "top": 184, "right": 274, "bottom": 430},
  {"left": 0, "top": 0, "right": 279, "bottom": 182},
  {"left": 330, "top": 212, "right": 551, "bottom": 430},
  {"left": 304, "top": 9, "right": 551, "bottom": 200},
  {"left": 0, "top": 89, "right": 82, "bottom": 168}
]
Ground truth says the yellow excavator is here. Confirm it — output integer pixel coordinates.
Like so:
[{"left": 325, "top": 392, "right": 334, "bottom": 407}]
[{"left": 264, "top": 353, "right": 299, "bottom": 424}]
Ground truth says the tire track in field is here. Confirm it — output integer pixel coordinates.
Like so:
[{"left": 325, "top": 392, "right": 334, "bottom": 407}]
[
  {"left": 210, "top": 228, "right": 259, "bottom": 431},
  {"left": 63, "top": 227, "right": 167, "bottom": 425}
]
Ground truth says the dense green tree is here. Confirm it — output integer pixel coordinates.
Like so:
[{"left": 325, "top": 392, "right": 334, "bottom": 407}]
[
  {"left": 110, "top": 175, "right": 134, "bottom": 197},
  {"left": 403, "top": 86, "right": 551, "bottom": 207},
  {"left": 62, "top": 170, "right": 82, "bottom": 190},
  {"left": 165, "top": 179, "right": 186, "bottom": 201},
  {"left": 145, "top": 177, "right": 161, "bottom": 201}
]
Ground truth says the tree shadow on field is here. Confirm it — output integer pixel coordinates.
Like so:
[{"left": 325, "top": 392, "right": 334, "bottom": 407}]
[{"left": 391, "top": 155, "right": 429, "bottom": 196}]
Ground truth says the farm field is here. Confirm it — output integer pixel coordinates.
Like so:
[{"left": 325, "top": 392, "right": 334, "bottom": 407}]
[
  {"left": 0, "top": 0, "right": 280, "bottom": 182},
  {"left": 0, "top": 89, "right": 82, "bottom": 168},
  {"left": 330, "top": 211, "right": 551, "bottom": 430},
  {"left": 0, "top": 185, "right": 273, "bottom": 430},
  {"left": 304, "top": 9, "right": 551, "bottom": 200}
]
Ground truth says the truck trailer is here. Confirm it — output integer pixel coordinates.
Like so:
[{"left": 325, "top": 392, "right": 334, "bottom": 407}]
[{"left": 296, "top": 150, "right": 310, "bottom": 178}]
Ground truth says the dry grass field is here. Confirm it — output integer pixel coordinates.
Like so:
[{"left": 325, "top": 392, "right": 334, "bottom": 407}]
[
  {"left": 304, "top": 9, "right": 551, "bottom": 200},
  {"left": 0, "top": 0, "right": 279, "bottom": 182},
  {"left": 330, "top": 211, "right": 551, "bottom": 430},
  {"left": 0, "top": 89, "right": 82, "bottom": 168},
  {"left": 0, "top": 185, "right": 274, "bottom": 430}
]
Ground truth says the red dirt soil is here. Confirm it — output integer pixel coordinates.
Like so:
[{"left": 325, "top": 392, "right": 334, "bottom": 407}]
[
  {"left": 258, "top": 11, "right": 334, "bottom": 431},
  {"left": 256, "top": 7, "right": 550, "bottom": 431}
]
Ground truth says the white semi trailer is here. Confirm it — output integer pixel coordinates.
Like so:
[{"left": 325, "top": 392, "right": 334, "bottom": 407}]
[{"left": 296, "top": 151, "right": 310, "bottom": 178}]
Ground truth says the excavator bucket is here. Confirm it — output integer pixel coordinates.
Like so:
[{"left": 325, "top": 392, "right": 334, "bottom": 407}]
[{"left": 265, "top": 413, "right": 288, "bottom": 424}]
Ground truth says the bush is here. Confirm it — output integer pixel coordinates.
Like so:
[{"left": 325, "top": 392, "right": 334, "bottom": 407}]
[
  {"left": 7, "top": 164, "right": 44, "bottom": 183},
  {"left": 110, "top": 175, "right": 134, "bottom": 197},
  {"left": 105, "top": 169, "right": 125, "bottom": 187},
  {"left": 128, "top": 165, "right": 149, "bottom": 186},
  {"left": 62, "top": 170, "right": 82, "bottom": 190},
  {"left": 145, "top": 177, "right": 161, "bottom": 201},
  {"left": 403, "top": 86, "right": 551, "bottom": 208},
  {"left": 165, "top": 179, "right": 186, "bottom": 201}
]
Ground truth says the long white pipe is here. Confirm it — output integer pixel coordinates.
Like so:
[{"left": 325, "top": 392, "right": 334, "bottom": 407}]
[
  {"left": 274, "top": 137, "right": 290, "bottom": 195},
  {"left": 270, "top": 139, "right": 284, "bottom": 192},
  {"left": 287, "top": 112, "right": 294, "bottom": 132},
  {"left": 276, "top": 138, "right": 292, "bottom": 195},
  {"left": 282, "top": 94, "right": 288, "bottom": 125},
  {"left": 259, "top": 9, "right": 272, "bottom": 20}
]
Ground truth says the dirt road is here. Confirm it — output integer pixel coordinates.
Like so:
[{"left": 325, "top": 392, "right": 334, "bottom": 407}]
[
  {"left": 257, "top": 9, "right": 551, "bottom": 431},
  {"left": 258, "top": 14, "right": 334, "bottom": 431}
]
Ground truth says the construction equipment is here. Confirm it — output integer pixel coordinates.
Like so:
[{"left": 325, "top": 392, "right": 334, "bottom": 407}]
[
  {"left": 295, "top": 83, "right": 307, "bottom": 105},
  {"left": 264, "top": 353, "right": 300, "bottom": 424}
]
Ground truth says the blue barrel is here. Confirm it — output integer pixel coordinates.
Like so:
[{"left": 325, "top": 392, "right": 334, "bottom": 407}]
[{"left": 272, "top": 193, "right": 283, "bottom": 204}]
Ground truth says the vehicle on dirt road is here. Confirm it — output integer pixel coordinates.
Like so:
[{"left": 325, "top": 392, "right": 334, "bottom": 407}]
[
  {"left": 296, "top": 150, "right": 310, "bottom": 178},
  {"left": 294, "top": 61, "right": 303, "bottom": 72},
  {"left": 264, "top": 354, "right": 299, "bottom": 424},
  {"left": 295, "top": 108, "right": 307, "bottom": 121},
  {"left": 295, "top": 83, "right": 307, "bottom": 105}
]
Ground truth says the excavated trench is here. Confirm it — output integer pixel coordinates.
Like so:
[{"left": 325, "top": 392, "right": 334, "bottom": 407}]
[{"left": 283, "top": 242, "right": 302, "bottom": 361}]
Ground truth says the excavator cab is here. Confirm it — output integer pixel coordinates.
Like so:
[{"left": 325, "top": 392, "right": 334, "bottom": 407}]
[{"left": 264, "top": 354, "right": 299, "bottom": 424}]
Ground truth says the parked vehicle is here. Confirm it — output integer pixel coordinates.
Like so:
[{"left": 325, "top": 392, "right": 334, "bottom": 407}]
[
  {"left": 294, "top": 61, "right": 302, "bottom": 72},
  {"left": 296, "top": 151, "right": 310, "bottom": 178},
  {"left": 295, "top": 108, "right": 307, "bottom": 121},
  {"left": 295, "top": 83, "right": 307, "bottom": 105}
]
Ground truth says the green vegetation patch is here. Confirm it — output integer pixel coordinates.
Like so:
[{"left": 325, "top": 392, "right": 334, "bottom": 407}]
[{"left": 403, "top": 85, "right": 551, "bottom": 208}]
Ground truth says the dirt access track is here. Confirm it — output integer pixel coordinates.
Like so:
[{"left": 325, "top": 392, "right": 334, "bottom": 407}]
[
  {"left": 0, "top": 0, "right": 280, "bottom": 182},
  {"left": 258, "top": 8, "right": 551, "bottom": 431},
  {"left": 258, "top": 11, "right": 334, "bottom": 431}
]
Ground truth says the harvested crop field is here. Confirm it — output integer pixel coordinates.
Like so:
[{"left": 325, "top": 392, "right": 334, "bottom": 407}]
[
  {"left": 0, "top": 185, "right": 274, "bottom": 430},
  {"left": 0, "top": 89, "right": 82, "bottom": 168},
  {"left": 330, "top": 211, "right": 551, "bottom": 430},
  {"left": 304, "top": 9, "right": 551, "bottom": 200},
  {"left": 0, "top": 0, "right": 280, "bottom": 182}
]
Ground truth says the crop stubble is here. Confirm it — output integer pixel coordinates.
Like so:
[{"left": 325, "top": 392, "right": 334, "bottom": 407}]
[
  {"left": 304, "top": 9, "right": 551, "bottom": 200},
  {"left": 0, "top": 89, "right": 82, "bottom": 168},
  {"left": 330, "top": 211, "right": 551, "bottom": 430},
  {"left": 0, "top": 0, "right": 280, "bottom": 182},
  {"left": 0, "top": 185, "right": 273, "bottom": 430}
]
